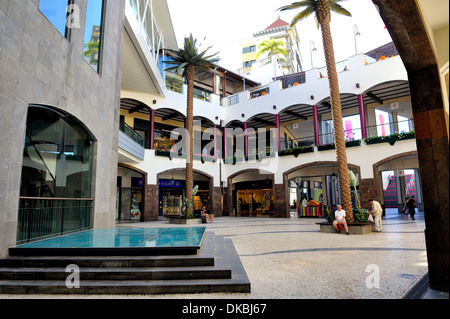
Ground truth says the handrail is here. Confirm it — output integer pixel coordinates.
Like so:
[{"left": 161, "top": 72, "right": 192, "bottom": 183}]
[{"left": 19, "top": 197, "right": 94, "bottom": 201}]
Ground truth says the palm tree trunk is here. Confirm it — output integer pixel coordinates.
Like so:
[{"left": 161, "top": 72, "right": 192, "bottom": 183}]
[
  {"left": 318, "top": 2, "right": 353, "bottom": 222},
  {"left": 185, "top": 64, "right": 195, "bottom": 217}
]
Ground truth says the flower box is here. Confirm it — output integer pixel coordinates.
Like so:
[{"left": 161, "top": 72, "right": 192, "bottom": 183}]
[{"left": 278, "top": 146, "right": 314, "bottom": 157}]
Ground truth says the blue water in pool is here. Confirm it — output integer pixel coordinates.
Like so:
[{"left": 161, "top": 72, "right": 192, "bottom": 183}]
[{"left": 15, "top": 227, "right": 206, "bottom": 248}]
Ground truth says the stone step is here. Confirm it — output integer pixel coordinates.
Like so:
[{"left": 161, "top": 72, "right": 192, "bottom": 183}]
[
  {"left": 0, "top": 255, "right": 215, "bottom": 268},
  {"left": 0, "top": 278, "right": 250, "bottom": 295},
  {"left": 0, "top": 232, "right": 251, "bottom": 295},
  {"left": 0, "top": 266, "right": 232, "bottom": 281}
]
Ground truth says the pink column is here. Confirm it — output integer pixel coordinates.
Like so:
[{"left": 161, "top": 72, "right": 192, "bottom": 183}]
[
  {"left": 358, "top": 94, "right": 367, "bottom": 139},
  {"left": 275, "top": 114, "right": 281, "bottom": 151},
  {"left": 223, "top": 127, "right": 227, "bottom": 159},
  {"left": 244, "top": 122, "right": 248, "bottom": 157},
  {"left": 313, "top": 105, "right": 320, "bottom": 145},
  {"left": 150, "top": 109, "right": 155, "bottom": 149},
  {"left": 213, "top": 124, "right": 217, "bottom": 159}
]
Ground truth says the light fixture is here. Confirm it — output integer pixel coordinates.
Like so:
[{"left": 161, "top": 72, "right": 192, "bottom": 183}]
[
  {"left": 353, "top": 24, "right": 361, "bottom": 55},
  {"left": 310, "top": 41, "right": 317, "bottom": 69}
]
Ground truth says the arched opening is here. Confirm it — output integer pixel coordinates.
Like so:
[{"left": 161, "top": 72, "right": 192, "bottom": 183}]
[
  {"left": 18, "top": 104, "right": 96, "bottom": 243},
  {"left": 284, "top": 162, "right": 361, "bottom": 218},
  {"left": 156, "top": 169, "right": 214, "bottom": 218},
  {"left": 373, "top": 151, "right": 422, "bottom": 216},
  {"left": 227, "top": 169, "right": 275, "bottom": 217}
]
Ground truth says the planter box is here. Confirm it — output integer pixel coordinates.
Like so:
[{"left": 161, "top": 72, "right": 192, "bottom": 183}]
[
  {"left": 346, "top": 140, "right": 361, "bottom": 148},
  {"left": 317, "top": 140, "right": 361, "bottom": 151},
  {"left": 168, "top": 217, "right": 203, "bottom": 225},
  {"left": 278, "top": 146, "right": 314, "bottom": 157},
  {"left": 364, "top": 132, "right": 415, "bottom": 146},
  {"left": 317, "top": 144, "right": 335, "bottom": 151},
  {"left": 317, "top": 222, "right": 374, "bottom": 234}
]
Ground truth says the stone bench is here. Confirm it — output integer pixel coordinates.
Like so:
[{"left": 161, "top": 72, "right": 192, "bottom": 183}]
[{"left": 316, "top": 221, "right": 375, "bottom": 234}]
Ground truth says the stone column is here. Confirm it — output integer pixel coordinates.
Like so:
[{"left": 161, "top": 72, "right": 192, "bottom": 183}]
[
  {"left": 372, "top": 0, "right": 449, "bottom": 290},
  {"left": 273, "top": 181, "right": 289, "bottom": 218},
  {"left": 145, "top": 184, "right": 159, "bottom": 221}
]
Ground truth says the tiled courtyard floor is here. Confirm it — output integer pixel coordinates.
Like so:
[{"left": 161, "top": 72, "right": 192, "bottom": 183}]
[{"left": 0, "top": 210, "right": 432, "bottom": 299}]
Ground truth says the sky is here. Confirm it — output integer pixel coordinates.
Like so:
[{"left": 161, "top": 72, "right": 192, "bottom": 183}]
[{"left": 166, "top": 0, "right": 393, "bottom": 70}]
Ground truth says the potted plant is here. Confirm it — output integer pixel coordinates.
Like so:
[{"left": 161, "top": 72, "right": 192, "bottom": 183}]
[{"left": 169, "top": 185, "right": 203, "bottom": 224}]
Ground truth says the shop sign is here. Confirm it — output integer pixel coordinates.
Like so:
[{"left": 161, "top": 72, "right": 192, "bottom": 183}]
[{"left": 159, "top": 179, "right": 182, "bottom": 188}]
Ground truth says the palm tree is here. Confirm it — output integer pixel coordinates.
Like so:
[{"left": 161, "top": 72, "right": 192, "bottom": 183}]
[
  {"left": 164, "top": 34, "right": 219, "bottom": 217},
  {"left": 256, "top": 39, "right": 289, "bottom": 78},
  {"left": 279, "top": 0, "right": 354, "bottom": 222}
]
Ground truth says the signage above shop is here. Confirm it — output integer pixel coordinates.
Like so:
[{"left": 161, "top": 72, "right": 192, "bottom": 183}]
[{"left": 159, "top": 179, "right": 182, "bottom": 188}]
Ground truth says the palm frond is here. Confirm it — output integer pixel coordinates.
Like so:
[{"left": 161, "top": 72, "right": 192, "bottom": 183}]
[
  {"left": 278, "top": 1, "right": 311, "bottom": 12},
  {"left": 330, "top": 2, "right": 351, "bottom": 16},
  {"left": 163, "top": 33, "right": 219, "bottom": 77}
]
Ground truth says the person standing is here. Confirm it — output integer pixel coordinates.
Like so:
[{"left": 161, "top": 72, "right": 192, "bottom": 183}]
[
  {"left": 369, "top": 199, "right": 383, "bottom": 232},
  {"left": 332, "top": 205, "right": 349, "bottom": 235},
  {"left": 403, "top": 197, "right": 410, "bottom": 221},
  {"left": 408, "top": 196, "right": 416, "bottom": 220}
]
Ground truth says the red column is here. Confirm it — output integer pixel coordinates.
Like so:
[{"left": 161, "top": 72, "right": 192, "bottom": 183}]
[
  {"left": 276, "top": 114, "right": 281, "bottom": 151},
  {"left": 223, "top": 127, "right": 227, "bottom": 159},
  {"left": 213, "top": 124, "right": 217, "bottom": 158},
  {"left": 244, "top": 122, "right": 248, "bottom": 157},
  {"left": 358, "top": 94, "right": 367, "bottom": 139},
  {"left": 313, "top": 105, "right": 320, "bottom": 145},
  {"left": 150, "top": 109, "right": 155, "bottom": 149}
]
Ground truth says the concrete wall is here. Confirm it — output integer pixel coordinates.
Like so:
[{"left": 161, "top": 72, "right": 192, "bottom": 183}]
[{"left": 0, "top": 0, "right": 125, "bottom": 257}]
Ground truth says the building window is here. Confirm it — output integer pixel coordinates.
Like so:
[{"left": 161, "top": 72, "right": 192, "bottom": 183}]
[
  {"left": 83, "top": 0, "right": 105, "bottom": 73},
  {"left": 243, "top": 60, "right": 256, "bottom": 68},
  {"left": 242, "top": 46, "right": 256, "bottom": 54},
  {"left": 18, "top": 105, "right": 95, "bottom": 243},
  {"left": 39, "top": 0, "right": 73, "bottom": 38}
]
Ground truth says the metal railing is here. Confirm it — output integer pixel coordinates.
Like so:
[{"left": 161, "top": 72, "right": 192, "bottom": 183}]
[
  {"left": 280, "top": 136, "right": 315, "bottom": 150},
  {"left": 366, "top": 119, "right": 414, "bottom": 138},
  {"left": 119, "top": 121, "right": 144, "bottom": 146},
  {"left": 318, "top": 59, "right": 350, "bottom": 78},
  {"left": 17, "top": 197, "right": 94, "bottom": 244}
]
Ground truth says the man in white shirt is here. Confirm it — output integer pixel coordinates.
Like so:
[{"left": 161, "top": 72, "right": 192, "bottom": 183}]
[
  {"left": 333, "top": 205, "right": 349, "bottom": 235},
  {"left": 369, "top": 199, "right": 383, "bottom": 232}
]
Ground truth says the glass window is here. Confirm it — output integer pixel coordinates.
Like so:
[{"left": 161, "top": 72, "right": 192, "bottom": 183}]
[
  {"left": 21, "top": 105, "right": 94, "bottom": 199},
  {"left": 83, "top": 0, "right": 104, "bottom": 73},
  {"left": 242, "top": 46, "right": 256, "bottom": 54},
  {"left": 39, "top": 0, "right": 72, "bottom": 38}
]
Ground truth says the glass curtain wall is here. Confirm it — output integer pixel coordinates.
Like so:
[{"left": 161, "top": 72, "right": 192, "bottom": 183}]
[{"left": 18, "top": 105, "right": 95, "bottom": 243}]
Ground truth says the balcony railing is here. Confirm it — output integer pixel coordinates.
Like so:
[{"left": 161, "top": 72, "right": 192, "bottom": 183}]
[
  {"left": 318, "top": 59, "right": 350, "bottom": 78},
  {"left": 119, "top": 121, "right": 144, "bottom": 146},
  {"left": 17, "top": 197, "right": 94, "bottom": 244}
]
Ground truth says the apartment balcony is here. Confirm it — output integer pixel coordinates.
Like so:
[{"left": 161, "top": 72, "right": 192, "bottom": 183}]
[{"left": 118, "top": 122, "right": 145, "bottom": 162}]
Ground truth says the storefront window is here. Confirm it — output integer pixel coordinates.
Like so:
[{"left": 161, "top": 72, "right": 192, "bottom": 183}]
[{"left": 83, "top": 0, "right": 104, "bottom": 73}]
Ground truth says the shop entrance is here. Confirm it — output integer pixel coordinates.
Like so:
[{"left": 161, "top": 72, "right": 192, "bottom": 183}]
[
  {"left": 116, "top": 167, "right": 145, "bottom": 222},
  {"left": 157, "top": 170, "right": 213, "bottom": 218},
  {"left": 380, "top": 169, "right": 422, "bottom": 214},
  {"left": 233, "top": 179, "right": 274, "bottom": 217}
]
